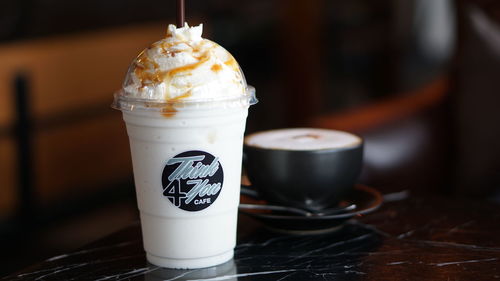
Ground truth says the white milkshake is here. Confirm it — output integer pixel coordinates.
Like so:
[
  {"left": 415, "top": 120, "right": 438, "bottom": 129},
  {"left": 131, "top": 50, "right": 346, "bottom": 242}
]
[{"left": 112, "top": 23, "right": 256, "bottom": 269}]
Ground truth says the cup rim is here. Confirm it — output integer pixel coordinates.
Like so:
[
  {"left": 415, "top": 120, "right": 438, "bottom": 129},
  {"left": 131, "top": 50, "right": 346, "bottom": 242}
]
[
  {"left": 243, "top": 128, "right": 364, "bottom": 153},
  {"left": 111, "top": 86, "right": 257, "bottom": 112}
]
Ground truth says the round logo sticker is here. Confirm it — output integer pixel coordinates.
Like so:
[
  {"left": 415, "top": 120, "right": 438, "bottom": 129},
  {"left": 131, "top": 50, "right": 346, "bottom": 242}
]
[{"left": 161, "top": 150, "right": 224, "bottom": 211}]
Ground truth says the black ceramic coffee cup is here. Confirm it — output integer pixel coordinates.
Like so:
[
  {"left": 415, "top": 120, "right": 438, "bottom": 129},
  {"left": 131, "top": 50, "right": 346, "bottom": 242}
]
[{"left": 243, "top": 128, "right": 363, "bottom": 211}]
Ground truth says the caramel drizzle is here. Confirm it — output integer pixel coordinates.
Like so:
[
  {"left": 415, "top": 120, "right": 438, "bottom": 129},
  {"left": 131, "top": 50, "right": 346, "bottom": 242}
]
[
  {"left": 161, "top": 91, "right": 192, "bottom": 118},
  {"left": 134, "top": 39, "right": 225, "bottom": 117},
  {"left": 169, "top": 54, "right": 209, "bottom": 76},
  {"left": 134, "top": 41, "right": 214, "bottom": 97},
  {"left": 224, "top": 56, "right": 239, "bottom": 72}
]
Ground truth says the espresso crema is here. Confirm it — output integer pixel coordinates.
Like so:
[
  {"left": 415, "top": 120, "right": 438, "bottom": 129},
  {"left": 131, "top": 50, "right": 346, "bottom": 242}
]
[{"left": 245, "top": 128, "right": 361, "bottom": 151}]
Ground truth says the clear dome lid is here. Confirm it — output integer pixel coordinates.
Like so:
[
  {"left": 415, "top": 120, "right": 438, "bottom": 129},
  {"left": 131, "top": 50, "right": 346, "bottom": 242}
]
[
  {"left": 112, "top": 85, "right": 257, "bottom": 113},
  {"left": 111, "top": 29, "right": 257, "bottom": 113}
]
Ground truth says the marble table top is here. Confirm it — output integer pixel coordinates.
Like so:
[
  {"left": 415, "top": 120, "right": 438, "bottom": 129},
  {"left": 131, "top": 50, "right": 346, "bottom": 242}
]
[{"left": 4, "top": 193, "right": 500, "bottom": 280}]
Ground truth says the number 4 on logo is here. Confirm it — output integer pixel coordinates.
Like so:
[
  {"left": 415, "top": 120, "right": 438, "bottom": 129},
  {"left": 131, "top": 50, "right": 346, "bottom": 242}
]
[{"left": 164, "top": 180, "right": 186, "bottom": 207}]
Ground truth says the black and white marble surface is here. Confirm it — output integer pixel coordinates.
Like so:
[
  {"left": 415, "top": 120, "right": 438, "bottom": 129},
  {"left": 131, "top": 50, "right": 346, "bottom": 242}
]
[{"left": 3, "top": 193, "right": 500, "bottom": 280}]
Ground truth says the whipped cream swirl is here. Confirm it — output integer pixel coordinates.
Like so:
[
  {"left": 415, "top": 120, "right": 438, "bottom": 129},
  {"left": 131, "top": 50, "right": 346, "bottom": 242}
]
[{"left": 122, "top": 24, "right": 246, "bottom": 101}]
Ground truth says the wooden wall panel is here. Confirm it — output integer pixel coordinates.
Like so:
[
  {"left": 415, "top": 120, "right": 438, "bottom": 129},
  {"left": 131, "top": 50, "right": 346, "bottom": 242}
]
[
  {"left": 0, "top": 22, "right": 168, "bottom": 214},
  {"left": 35, "top": 112, "right": 131, "bottom": 205},
  {"left": 0, "top": 22, "right": 166, "bottom": 128}
]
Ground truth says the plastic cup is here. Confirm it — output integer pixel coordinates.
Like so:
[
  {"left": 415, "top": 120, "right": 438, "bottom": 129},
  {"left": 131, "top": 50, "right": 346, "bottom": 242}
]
[{"left": 112, "top": 87, "right": 256, "bottom": 269}]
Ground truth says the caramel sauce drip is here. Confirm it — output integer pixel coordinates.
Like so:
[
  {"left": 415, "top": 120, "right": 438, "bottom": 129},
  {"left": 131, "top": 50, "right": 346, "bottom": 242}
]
[
  {"left": 159, "top": 41, "right": 184, "bottom": 51},
  {"left": 134, "top": 51, "right": 165, "bottom": 88},
  {"left": 161, "top": 105, "right": 177, "bottom": 118},
  {"left": 136, "top": 51, "right": 160, "bottom": 69},
  {"left": 168, "top": 54, "right": 209, "bottom": 77},
  {"left": 161, "top": 91, "right": 192, "bottom": 118},
  {"left": 134, "top": 39, "right": 227, "bottom": 118},
  {"left": 171, "top": 91, "right": 192, "bottom": 101},
  {"left": 134, "top": 40, "right": 216, "bottom": 91},
  {"left": 134, "top": 68, "right": 169, "bottom": 89}
]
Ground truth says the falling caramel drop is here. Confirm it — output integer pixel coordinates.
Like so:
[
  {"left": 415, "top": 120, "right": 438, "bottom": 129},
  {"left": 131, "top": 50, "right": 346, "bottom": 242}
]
[
  {"left": 161, "top": 91, "right": 193, "bottom": 118},
  {"left": 161, "top": 105, "right": 177, "bottom": 117},
  {"left": 211, "top": 64, "right": 222, "bottom": 72}
]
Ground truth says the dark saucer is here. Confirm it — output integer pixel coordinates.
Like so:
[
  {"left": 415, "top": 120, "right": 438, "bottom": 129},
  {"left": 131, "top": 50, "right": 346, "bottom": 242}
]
[{"left": 239, "top": 185, "right": 383, "bottom": 234}]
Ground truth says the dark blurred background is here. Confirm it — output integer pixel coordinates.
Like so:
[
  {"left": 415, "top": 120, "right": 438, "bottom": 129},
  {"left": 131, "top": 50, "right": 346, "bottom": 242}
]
[{"left": 0, "top": 0, "right": 499, "bottom": 276}]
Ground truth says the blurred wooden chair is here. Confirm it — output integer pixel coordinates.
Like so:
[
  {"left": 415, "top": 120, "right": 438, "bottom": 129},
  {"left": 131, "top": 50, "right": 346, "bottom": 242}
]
[
  {"left": 307, "top": 76, "right": 453, "bottom": 195},
  {"left": 277, "top": 1, "right": 455, "bottom": 195},
  {"left": 309, "top": 76, "right": 449, "bottom": 133}
]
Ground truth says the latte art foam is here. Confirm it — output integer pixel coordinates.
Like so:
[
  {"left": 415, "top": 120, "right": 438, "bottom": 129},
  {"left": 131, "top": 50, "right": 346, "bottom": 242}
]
[{"left": 245, "top": 128, "right": 361, "bottom": 151}]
